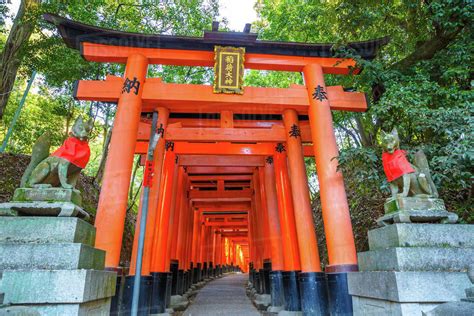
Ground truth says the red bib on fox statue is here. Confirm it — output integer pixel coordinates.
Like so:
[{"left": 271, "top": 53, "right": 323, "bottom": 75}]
[
  {"left": 51, "top": 137, "right": 91, "bottom": 169},
  {"left": 382, "top": 149, "right": 415, "bottom": 182}
]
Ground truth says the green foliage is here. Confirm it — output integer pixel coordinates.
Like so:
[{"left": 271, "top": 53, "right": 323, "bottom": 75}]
[
  {"left": 254, "top": 0, "right": 473, "bottom": 261},
  {"left": 244, "top": 70, "right": 301, "bottom": 88},
  {"left": 0, "top": 86, "right": 68, "bottom": 153},
  {"left": 1, "top": 0, "right": 221, "bottom": 164}
]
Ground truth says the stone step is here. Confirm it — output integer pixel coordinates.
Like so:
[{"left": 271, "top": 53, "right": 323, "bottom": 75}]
[
  {"left": 0, "top": 243, "right": 105, "bottom": 270},
  {"left": 368, "top": 223, "right": 474, "bottom": 250},
  {"left": 0, "top": 217, "right": 95, "bottom": 246},
  {"left": 0, "top": 298, "right": 112, "bottom": 316},
  {"left": 358, "top": 247, "right": 474, "bottom": 272},
  {"left": 348, "top": 271, "right": 470, "bottom": 303},
  {"left": 1, "top": 269, "right": 117, "bottom": 304}
]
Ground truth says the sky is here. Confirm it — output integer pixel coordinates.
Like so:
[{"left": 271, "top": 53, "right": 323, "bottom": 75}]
[
  {"left": 218, "top": 0, "right": 258, "bottom": 31},
  {"left": 6, "top": 0, "right": 258, "bottom": 31}
]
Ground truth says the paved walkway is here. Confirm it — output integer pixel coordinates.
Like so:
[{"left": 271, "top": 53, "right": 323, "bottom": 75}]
[{"left": 183, "top": 274, "right": 260, "bottom": 316}]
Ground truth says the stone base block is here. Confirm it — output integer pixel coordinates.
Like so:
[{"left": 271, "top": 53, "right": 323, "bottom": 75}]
[
  {"left": 0, "top": 201, "right": 89, "bottom": 220},
  {"left": 368, "top": 224, "right": 474, "bottom": 250},
  {"left": 0, "top": 298, "right": 111, "bottom": 316},
  {"left": 383, "top": 196, "right": 446, "bottom": 213},
  {"left": 358, "top": 247, "right": 474, "bottom": 272},
  {"left": 0, "top": 243, "right": 105, "bottom": 270},
  {"left": 277, "top": 311, "right": 303, "bottom": 316},
  {"left": 169, "top": 295, "right": 188, "bottom": 311},
  {"left": 348, "top": 271, "right": 470, "bottom": 302},
  {"left": 1, "top": 269, "right": 116, "bottom": 304},
  {"left": 12, "top": 188, "right": 82, "bottom": 207},
  {"left": 378, "top": 209, "right": 458, "bottom": 226},
  {"left": 465, "top": 287, "right": 474, "bottom": 299},
  {"left": 267, "top": 305, "right": 284, "bottom": 313},
  {"left": 254, "top": 293, "right": 271, "bottom": 310},
  {"left": 0, "top": 217, "right": 95, "bottom": 246},
  {"left": 424, "top": 301, "right": 474, "bottom": 316},
  {"left": 352, "top": 295, "right": 438, "bottom": 316}
]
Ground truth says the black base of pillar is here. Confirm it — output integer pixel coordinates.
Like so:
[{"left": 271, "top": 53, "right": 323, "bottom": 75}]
[
  {"left": 121, "top": 275, "right": 152, "bottom": 316},
  {"left": 189, "top": 262, "right": 194, "bottom": 288},
  {"left": 166, "top": 272, "right": 172, "bottom": 307},
  {"left": 150, "top": 272, "right": 168, "bottom": 314},
  {"left": 263, "top": 260, "right": 272, "bottom": 295},
  {"left": 299, "top": 272, "right": 329, "bottom": 315},
  {"left": 203, "top": 262, "right": 208, "bottom": 280},
  {"left": 183, "top": 270, "right": 188, "bottom": 292},
  {"left": 254, "top": 269, "right": 261, "bottom": 293},
  {"left": 258, "top": 269, "right": 265, "bottom": 294},
  {"left": 193, "top": 265, "right": 199, "bottom": 284},
  {"left": 170, "top": 260, "right": 179, "bottom": 296},
  {"left": 269, "top": 270, "right": 284, "bottom": 307},
  {"left": 327, "top": 272, "right": 353, "bottom": 316},
  {"left": 197, "top": 262, "right": 202, "bottom": 282},
  {"left": 282, "top": 271, "right": 301, "bottom": 311},
  {"left": 177, "top": 269, "right": 184, "bottom": 295},
  {"left": 186, "top": 269, "right": 192, "bottom": 290},
  {"left": 110, "top": 274, "right": 122, "bottom": 315}
]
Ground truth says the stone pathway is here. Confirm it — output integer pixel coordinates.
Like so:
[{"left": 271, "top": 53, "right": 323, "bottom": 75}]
[{"left": 183, "top": 274, "right": 260, "bottom": 316}]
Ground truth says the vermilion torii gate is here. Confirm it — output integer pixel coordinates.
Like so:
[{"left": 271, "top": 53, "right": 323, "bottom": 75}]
[{"left": 45, "top": 13, "right": 386, "bottom": 315}]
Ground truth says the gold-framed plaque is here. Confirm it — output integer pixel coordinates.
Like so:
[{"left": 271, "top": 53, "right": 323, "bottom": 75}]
[{"left": 213, "top": 46, "right": 245, "bottom": 94}]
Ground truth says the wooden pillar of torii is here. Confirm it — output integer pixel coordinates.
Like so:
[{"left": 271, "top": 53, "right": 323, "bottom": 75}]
[{"left": 45, "top": 12, "right": 386, "bottom": 316}]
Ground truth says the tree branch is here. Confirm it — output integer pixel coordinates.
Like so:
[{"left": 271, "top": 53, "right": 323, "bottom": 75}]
[{"left": 391, "top": 26, "right": 464, "bottom": 72}]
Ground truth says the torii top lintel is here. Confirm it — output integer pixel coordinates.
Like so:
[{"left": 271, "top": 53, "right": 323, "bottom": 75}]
[{"left": 44, "top": 13, "right": 388, "bottom": 73}]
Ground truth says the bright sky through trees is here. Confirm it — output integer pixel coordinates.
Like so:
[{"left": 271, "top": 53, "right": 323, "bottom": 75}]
[
  {"left": 8, "top": 0, "right": 258, "bottom": 31},
  {"left": 218, "top": 0, "right": 257, "bottom": 31}
]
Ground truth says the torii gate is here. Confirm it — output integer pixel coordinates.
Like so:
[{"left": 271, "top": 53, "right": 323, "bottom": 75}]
[{"left": 45, "top": 13, "right": 387, "bottom": 315}]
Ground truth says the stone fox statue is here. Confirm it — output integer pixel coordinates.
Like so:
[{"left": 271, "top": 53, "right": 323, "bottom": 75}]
[
  {"left": 381, "top": 128, "right": 438, "bottom": 198},
  {"left": 20, "top": 117, "right": 93, "bottom": 189}
]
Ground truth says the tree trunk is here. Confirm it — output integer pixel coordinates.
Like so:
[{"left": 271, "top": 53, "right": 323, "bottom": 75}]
[
  {"left": 0, "top": 0, "right": 40, "bottom": 119},
  {"left": 355, "top": 115, "right": 373, "bottom": 147},
  {"left": 64, "top": 100, "right": 74, "bottom": 139}
]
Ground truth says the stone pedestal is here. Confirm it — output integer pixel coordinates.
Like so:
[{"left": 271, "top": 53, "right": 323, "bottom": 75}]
[
  {"left": 348, "top": 223, "right": 474, "bottom": 315},
  {"left": 0, "top": 188, "right": 89, "bottom": 220},
  {"left": 0, "top": 217, "right": 117, "bottom": 315},
  {"left": 378, "top": 196, "right": 457, "bottom": 226}
]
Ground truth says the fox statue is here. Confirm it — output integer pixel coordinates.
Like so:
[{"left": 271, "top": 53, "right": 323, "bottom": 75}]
[
  {"left": 381, "top": 128, "right": 438, "bottom": 198},
  {"left": 20, "top": 117, "right": 93, "bottom": 189}
]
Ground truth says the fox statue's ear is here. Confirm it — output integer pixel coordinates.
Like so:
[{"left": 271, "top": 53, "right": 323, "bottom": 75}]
[{"left": 391, "top": 128, "right": 399, "bottom": 138}]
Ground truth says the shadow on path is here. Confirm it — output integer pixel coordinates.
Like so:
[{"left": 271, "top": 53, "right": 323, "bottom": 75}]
[{"left": 183, "top": 273, "right": 260, "bottom": 316}]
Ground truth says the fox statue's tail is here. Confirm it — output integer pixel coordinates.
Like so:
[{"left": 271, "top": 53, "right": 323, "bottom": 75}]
[
  {"left": 20, "top": 132, "right": 51, "bottom": 187},
  {"left": 414, "top": 150, "right": 439, "bottom": 197}
]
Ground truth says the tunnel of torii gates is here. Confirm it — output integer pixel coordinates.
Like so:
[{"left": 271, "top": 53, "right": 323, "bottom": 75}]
[{"left": 46, "top": 14, "right": 387, "bottom": 315}]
